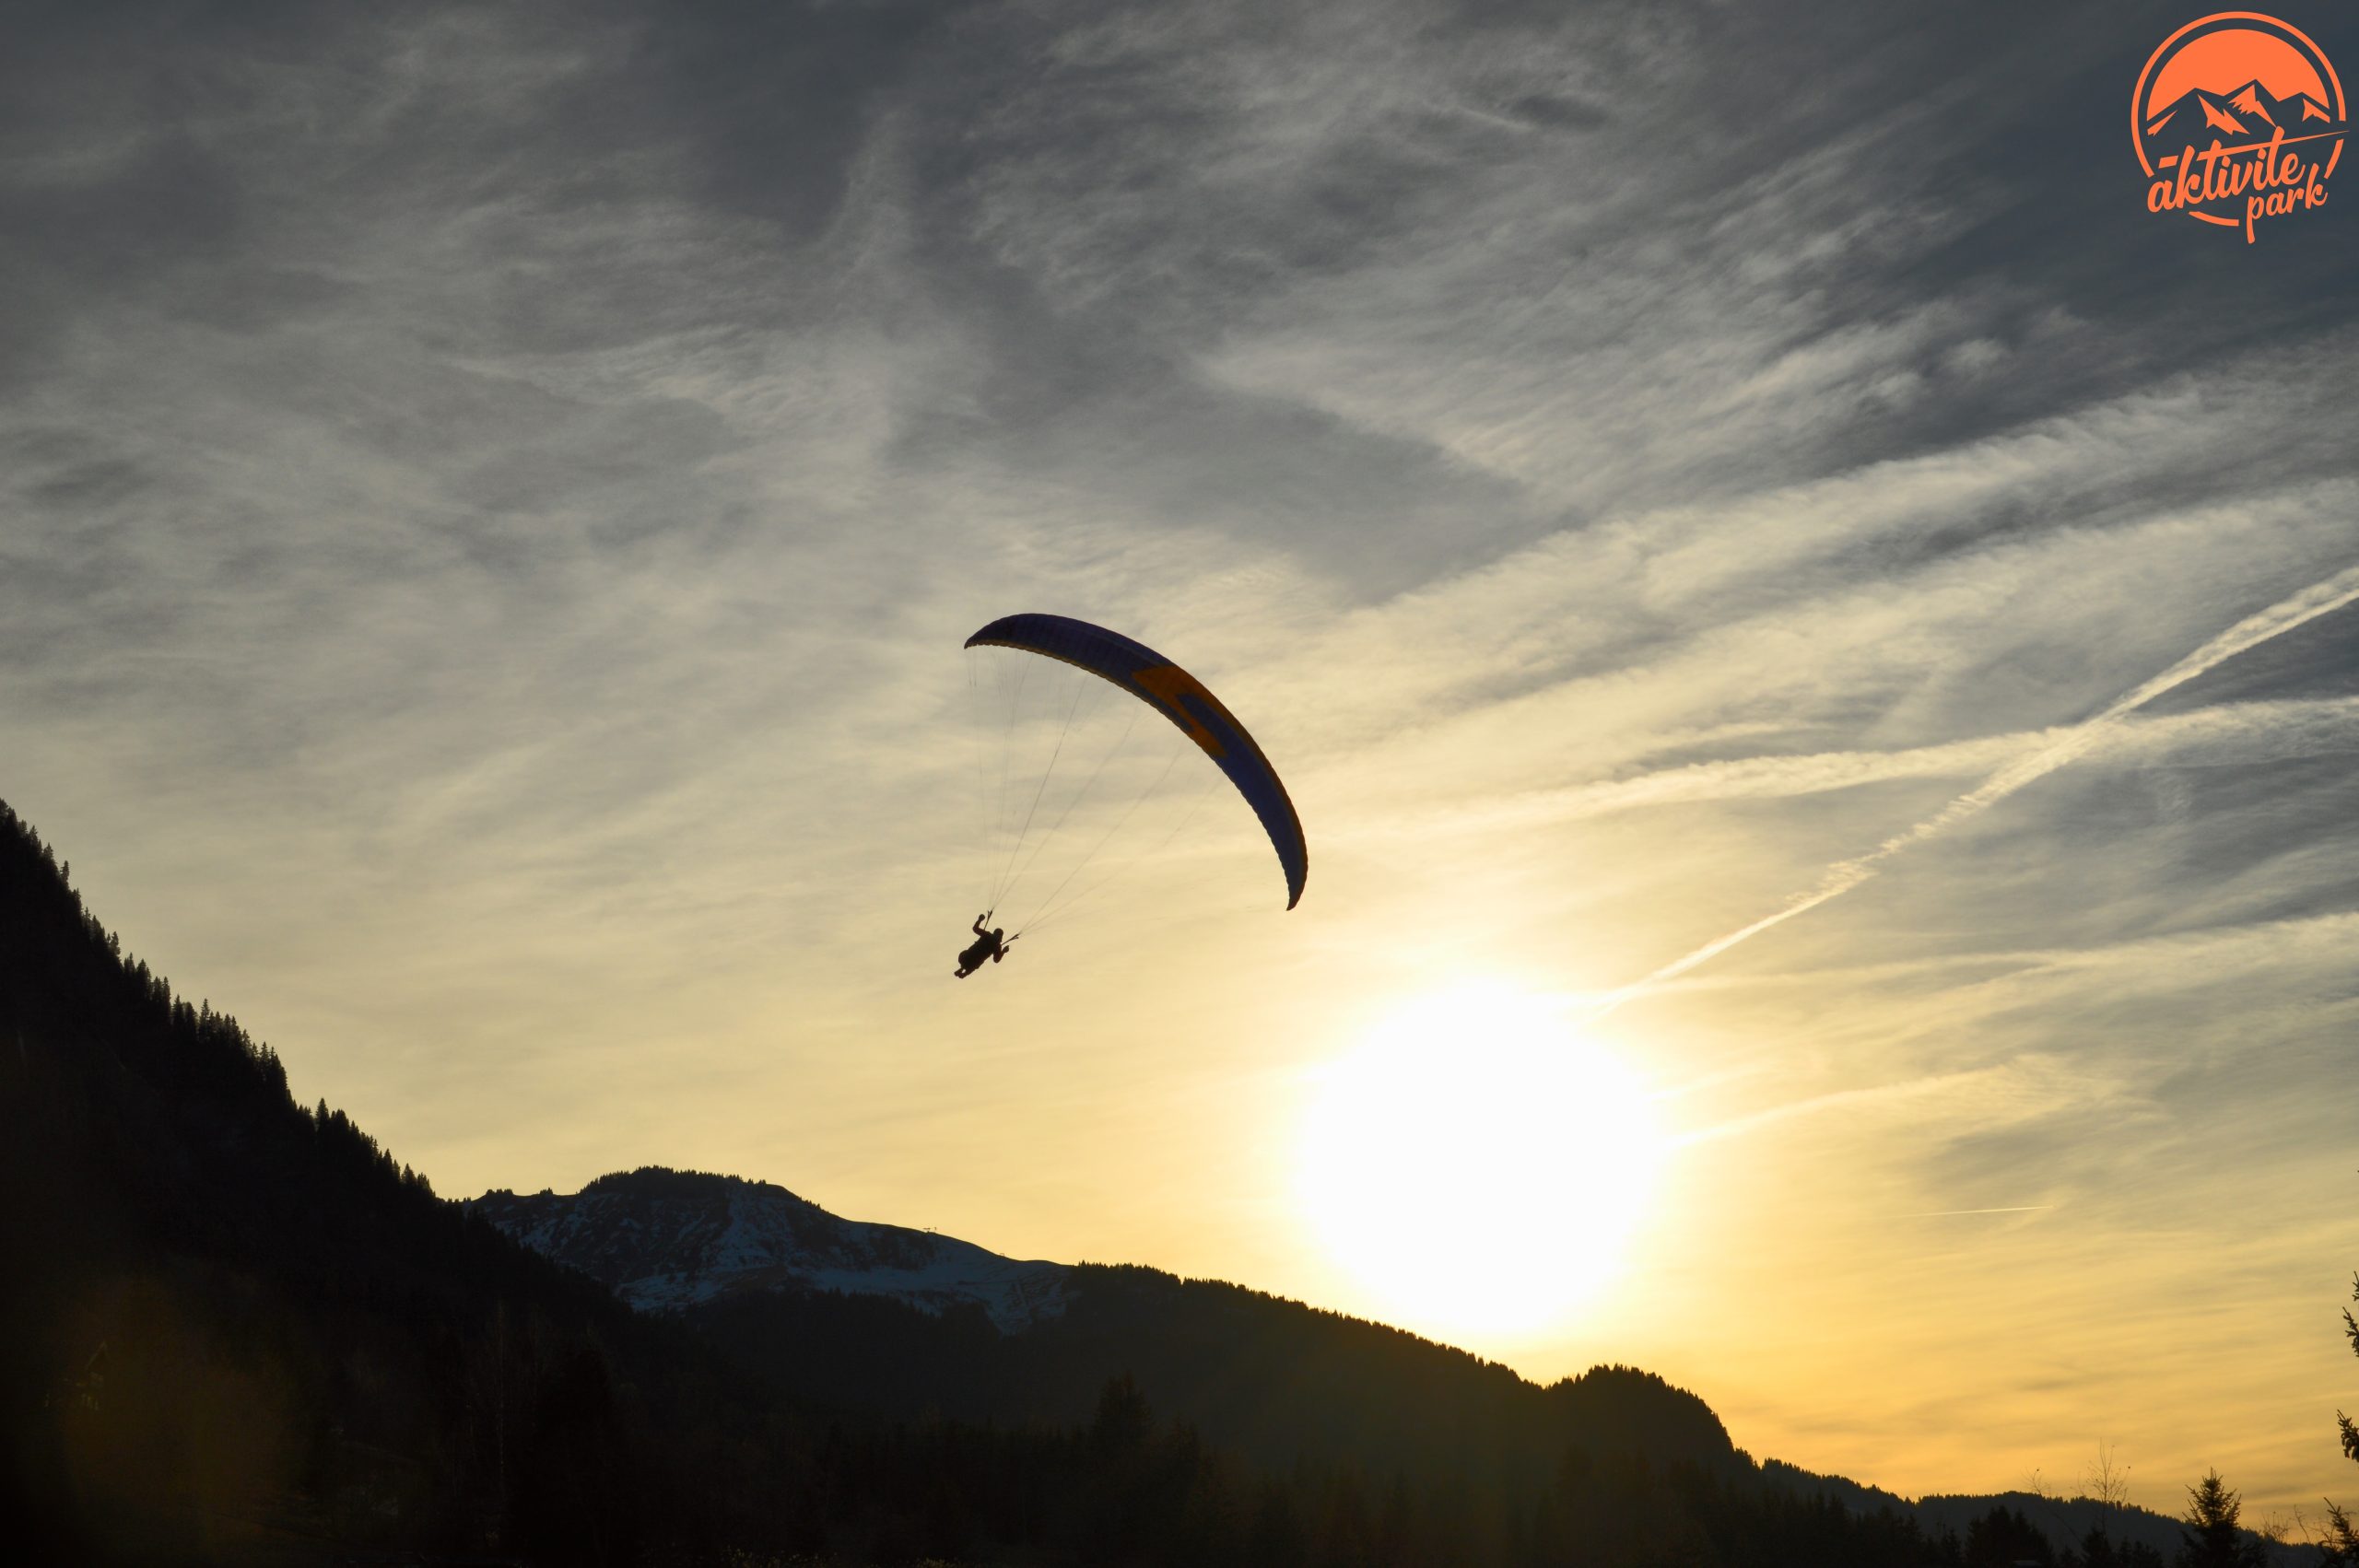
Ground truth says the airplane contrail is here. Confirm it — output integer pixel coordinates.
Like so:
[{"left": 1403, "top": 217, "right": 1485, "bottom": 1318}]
[
  {"left": 1901, "top": 1204, "right": 2055, "bottom": 1218},
  {"left": 1591, "top": 560, "right": 2359, "bottom": 1017}
]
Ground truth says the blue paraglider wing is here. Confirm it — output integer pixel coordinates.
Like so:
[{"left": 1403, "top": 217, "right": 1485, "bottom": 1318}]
[{"left": 964, "top": 613, "right": 1308, "bottom": 909}]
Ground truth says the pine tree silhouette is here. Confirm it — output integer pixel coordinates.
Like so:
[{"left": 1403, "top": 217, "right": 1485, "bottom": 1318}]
[{"left": 2176, "top": 1469, "right": 2261, "bottom": 1568}]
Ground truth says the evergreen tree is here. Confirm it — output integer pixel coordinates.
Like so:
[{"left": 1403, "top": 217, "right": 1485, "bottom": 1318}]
[
  {"left": 2175, "top": 1469, "right": 2260, "bottom": 1568},
  {"left": 2323, "top": 1270, "right": 2359, "bottom": 1564}
]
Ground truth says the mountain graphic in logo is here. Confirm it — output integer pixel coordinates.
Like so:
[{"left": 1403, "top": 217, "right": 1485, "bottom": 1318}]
[
  {"left": 2131, "top": 13, "right": 2344, "bottom": 240},
  {"left": 2142, "top": 78, "right": 2340, "bottom": 145}
]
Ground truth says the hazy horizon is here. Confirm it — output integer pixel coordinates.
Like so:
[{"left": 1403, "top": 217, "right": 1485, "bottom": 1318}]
[{"left": 5, "top": 0, "right": 2355, "bottom": 1522}]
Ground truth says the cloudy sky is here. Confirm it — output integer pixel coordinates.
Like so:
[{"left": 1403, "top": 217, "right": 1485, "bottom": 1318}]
[{"left": 6, "top": 0, "right": 2356, "bottom": 1520}]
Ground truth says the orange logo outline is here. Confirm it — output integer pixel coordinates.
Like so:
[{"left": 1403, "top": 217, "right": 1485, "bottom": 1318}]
[{"left": 2132, "top": 11, "right": 2344, "bottom": 240}]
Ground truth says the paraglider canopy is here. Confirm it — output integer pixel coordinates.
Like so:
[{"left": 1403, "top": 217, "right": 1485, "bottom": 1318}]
[{"left": 965, "top": 613, "right": 1308, "bottom": 909}]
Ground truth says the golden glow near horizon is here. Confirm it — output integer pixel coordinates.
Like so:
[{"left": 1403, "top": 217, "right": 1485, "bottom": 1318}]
[
  {"left": 9, "top": 0, "right": 2359, "bottom": 1529},
  {"left": 1296, "top": 983, "right": 1665, "bottom": 1340}
]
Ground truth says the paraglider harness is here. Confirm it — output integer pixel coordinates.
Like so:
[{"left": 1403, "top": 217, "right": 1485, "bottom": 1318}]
[{"left": 954, "top": 912, "right": 1018, "bottom": 978}]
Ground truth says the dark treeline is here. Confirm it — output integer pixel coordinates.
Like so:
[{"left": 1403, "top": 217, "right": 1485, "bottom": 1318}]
[
  {"left": 678, "top": 1230, "right": 1739, "bottom": 1487},
  {"left": 0, "top": 801, "right": 836, "bottom": 1562},
  {"left": 0, "top": 798, "right": 2316, "bottom": 1564}
]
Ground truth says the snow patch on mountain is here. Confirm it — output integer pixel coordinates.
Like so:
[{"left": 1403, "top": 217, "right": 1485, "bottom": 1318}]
[{"left": 469, "top": 1168, "right": 1070, "bottom": 1332}]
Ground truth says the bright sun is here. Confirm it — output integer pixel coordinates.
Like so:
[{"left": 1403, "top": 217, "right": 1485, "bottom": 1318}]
[{"left": 1295, "top": 983, "right": 1667, "bottom": 1339}]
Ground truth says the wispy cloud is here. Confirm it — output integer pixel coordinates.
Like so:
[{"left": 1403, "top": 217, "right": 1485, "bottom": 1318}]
[
  {"left": 1599, "top": 560, "right": 2359, "bottom": 1006},
  {"left": 3, "top": 0, "right": 2355, "bottom": 1517},
  {"left": 1349, "top": 696, "right": 2359, "bottom": 842}
]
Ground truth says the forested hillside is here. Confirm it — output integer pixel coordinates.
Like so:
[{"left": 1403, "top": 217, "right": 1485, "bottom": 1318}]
[
  {"left": 1, "top": 796, "right": 2175, "bottom": 1565},
  {"left": 0, "top": 800, "right": 806, "bottom": 1561}
]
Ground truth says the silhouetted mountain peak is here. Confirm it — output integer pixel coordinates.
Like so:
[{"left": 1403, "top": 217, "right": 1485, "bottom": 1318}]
[
  {"left": 472, "top": 1166, "right": 1071, "bottom": 1329},
  {"left": 1546, "top": 1363, "right": 1735, "bottom": 1451},
  {"left": 10, "top": 792, "right": 2193, "bottom": 1565}
]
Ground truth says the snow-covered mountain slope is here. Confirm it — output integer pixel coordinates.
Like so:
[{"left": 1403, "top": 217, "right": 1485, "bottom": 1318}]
[{"left": 468, "top": 1167, "right": 1070, "bottom": 1331}]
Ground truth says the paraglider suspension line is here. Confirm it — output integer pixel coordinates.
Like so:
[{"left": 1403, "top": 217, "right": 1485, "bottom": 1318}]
[
  {"left": 982, "top": 653, "right": 1031, "bottom": 907},
  {"left": 999, "top": 699, "right": 1141, "bottom": 906},
  {"left": 1013, "top": 750, "right": 1217, "bottom": 937},
  {"left": 991, "top": 673, "right": 1088, "bottom": 911}
]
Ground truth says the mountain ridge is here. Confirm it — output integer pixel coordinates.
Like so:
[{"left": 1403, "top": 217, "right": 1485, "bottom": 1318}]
[
  {"left": 495, "top": 1166, "right": 2316, "bottom": 1564},
  {"left": 1, "top": 794, "right": 2319, "bottom": 1564},
  {"left": 470, "top": 1166, "right": 1072, "bottom": 1330}
]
